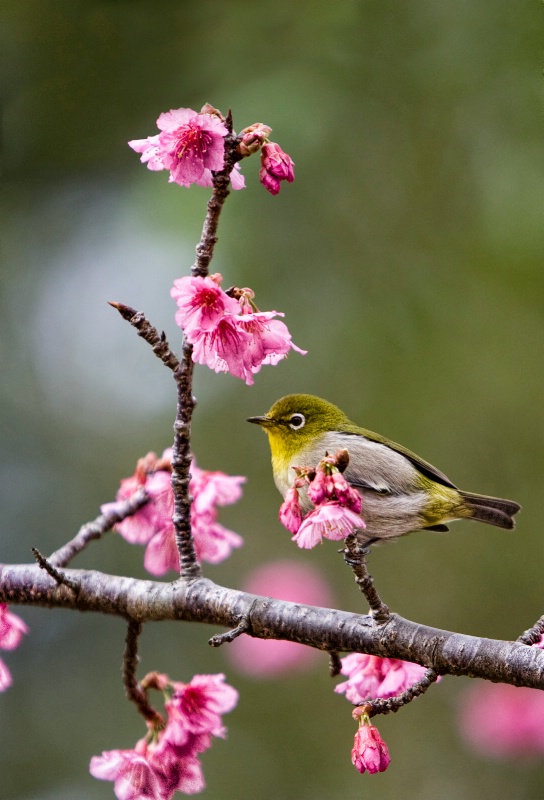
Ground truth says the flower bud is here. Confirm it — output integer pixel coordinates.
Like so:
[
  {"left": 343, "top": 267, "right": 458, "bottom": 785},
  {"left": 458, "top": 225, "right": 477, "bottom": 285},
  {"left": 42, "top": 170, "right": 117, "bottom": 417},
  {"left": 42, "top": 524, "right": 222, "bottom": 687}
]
[
  {"left": 351, "top": 721, "right": 391, "bottom": 774},
  {"left": 237, "top": 123, "right": 273, "bottom": 156}
]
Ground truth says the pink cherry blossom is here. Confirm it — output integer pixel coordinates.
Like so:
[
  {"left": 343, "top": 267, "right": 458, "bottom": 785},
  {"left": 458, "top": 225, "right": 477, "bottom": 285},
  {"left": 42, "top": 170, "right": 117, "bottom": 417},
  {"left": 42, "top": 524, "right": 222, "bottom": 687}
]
[
  {"left": 91, "top": 672, "right": 237, "bottom": 797},
  {"left": 103, "top": 453, "right": 244, "bottom": 575},
  {"left": 0, "top": 657, "right": 12, "bottom": 692},
  {"left": 0, "top": 604, "right": 28, "bottom": 650},
  {"left": 229, "top": 162, "right": 246, "bottom": 190},
  {"left": 279, "top": 487, "right": 303, "bottom": 534},
  {"left": 234, "top": 308, "right": 307, "bottom": 378},
  {"left": 172, "top": 278, "right": 305, "bottom": 385},
  {"left": 0, "top": 605, "right": 28, "bottom": 692},
  {"left": 190, "top": 465, "right": 245, "bottom": 512},
  {"left": 226, "top": 561, "right": 333, "bottom": 677},
  {"left": 130, "top": 107, "right": 226, "bottom": 187},
  {"left": 167, "top": 673, "right": 239, "bottom": 738},
  {"left": 150, "top": 747, "right": 205, "bottom": 796},
  {"left": 171, "top": 274, "right": 241, "bottom": 337},
  {"left": 259, "top": 142, "right": 295, "bottom": 195},
  {"left": 335, "top": 653, "right": 430, "bottom": 703},
  {"left": 458, "top": 681, "right": 544, "bottom": 759},
  {"left": 90, "top": 746, "right": 172, "bottom": 800},
  {"left": 352, "top": 723, "right": 391, "bottom": 774},
  {"left": 293, "top": 501, "right": 366, "bottom": 549}
]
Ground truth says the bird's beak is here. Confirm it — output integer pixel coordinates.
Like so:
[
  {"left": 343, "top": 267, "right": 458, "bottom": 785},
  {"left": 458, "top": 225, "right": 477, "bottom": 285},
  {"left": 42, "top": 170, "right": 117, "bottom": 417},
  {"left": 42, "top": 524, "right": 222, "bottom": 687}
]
[{"left": 247, "top": 415, "right": 274, "bottom": 428}]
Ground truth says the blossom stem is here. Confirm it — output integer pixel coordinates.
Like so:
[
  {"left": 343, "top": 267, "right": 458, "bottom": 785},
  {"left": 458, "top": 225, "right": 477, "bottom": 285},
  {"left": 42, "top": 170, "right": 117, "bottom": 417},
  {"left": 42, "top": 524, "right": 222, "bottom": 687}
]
[
  {"left": 342, "top": 535, "right": 391, "bottom": 623},
  {"left": 123, "top": 619, "right": 164, "bottom": 727}
]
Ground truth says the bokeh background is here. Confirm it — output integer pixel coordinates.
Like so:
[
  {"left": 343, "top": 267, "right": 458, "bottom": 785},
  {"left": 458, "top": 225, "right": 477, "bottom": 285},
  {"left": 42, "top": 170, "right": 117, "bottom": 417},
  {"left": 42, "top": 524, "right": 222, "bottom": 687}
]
[{"left": 2, "top": 1, "right": 544, "bottom": 798}]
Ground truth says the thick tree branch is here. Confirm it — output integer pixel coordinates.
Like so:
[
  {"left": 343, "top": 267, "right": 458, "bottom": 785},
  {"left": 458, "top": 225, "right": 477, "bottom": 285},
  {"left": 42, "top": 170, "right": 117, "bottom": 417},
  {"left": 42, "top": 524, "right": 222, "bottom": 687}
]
[{"left": 2, "top": 563, "right": 543, "bottom": 689}]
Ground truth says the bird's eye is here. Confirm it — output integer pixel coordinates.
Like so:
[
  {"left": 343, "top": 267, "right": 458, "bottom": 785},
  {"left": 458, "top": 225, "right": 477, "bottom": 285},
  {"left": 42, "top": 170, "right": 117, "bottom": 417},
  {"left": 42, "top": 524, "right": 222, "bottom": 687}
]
[{"left": 289, "top": 413, "right": 306, "bottom": 430}]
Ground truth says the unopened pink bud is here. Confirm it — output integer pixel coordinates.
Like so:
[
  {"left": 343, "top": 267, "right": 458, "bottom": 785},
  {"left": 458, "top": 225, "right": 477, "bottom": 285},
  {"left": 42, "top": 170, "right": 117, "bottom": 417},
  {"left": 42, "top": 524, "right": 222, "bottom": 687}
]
[
  {"left": 331, "top": 472, "right": 362, "bottom": 514},
  {"left": 279, "top": 487, "right": 303, "bottom": 534},
  {"left": 352, "top": 722, "right": 391, "bottom": 774},
  {"left": 308, "top": 468, "right": 335, "bottom": 505},
  {"left": 259, "top": 166, "right": 281, "bottom": 195},
  {"left": 261, "top": 142, "right": 295, "bottom": 182}
]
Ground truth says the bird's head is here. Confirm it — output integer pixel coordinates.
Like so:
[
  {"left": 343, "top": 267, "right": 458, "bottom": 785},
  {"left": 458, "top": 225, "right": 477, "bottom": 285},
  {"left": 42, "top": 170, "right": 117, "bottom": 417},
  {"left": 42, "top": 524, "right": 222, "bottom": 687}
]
[{"left": 248, "top": 394, "right": 351, "bottom": 463}]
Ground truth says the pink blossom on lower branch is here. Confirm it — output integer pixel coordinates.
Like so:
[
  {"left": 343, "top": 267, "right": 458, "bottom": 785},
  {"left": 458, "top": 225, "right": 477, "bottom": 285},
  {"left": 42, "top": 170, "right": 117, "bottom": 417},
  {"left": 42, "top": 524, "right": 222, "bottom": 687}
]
[
  {"left": 0, "top": 604, "right": 28, "bottom": 650},
  {"left": 335, "top": 653, "right": 431, "bottom": 703},
  {"left": 0, "top": 604, "right": 28, "bottom": 692},
  {"left": 351, "top": 719, "right": 391, "bottom": 775},
  {"left": 90, "top": 745, "right": 175, "bottom": 800},
  {"left": 90, "top": 673, "right": 237, "bottom": 798}
]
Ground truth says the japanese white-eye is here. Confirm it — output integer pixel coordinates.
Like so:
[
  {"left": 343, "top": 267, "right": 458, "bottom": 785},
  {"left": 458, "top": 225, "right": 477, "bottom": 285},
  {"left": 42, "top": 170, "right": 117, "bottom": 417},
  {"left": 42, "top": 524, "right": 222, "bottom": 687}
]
[{"left": 248, "top": 394, "right": 520, "bottom": 545}]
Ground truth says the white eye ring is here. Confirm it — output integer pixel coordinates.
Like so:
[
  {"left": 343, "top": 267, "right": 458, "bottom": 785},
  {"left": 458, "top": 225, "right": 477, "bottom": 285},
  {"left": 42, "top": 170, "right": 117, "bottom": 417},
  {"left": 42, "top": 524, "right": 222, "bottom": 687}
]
[{"left": 289, "top": 413, "right": 306, "bottom": 430}]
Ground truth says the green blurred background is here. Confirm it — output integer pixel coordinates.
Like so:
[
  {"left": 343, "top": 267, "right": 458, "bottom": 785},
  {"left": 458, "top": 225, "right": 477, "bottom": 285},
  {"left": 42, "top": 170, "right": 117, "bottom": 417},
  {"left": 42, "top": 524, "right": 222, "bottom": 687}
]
[{"left": 2, "top": 1, "right": 544, "bottom": 798}]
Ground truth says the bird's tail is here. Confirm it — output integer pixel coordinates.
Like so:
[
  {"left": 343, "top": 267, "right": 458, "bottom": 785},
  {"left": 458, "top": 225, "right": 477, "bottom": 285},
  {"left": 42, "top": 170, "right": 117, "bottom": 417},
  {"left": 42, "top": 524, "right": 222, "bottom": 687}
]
[{"left": 458, "top": 491, "right": 521, "bottom": 530}]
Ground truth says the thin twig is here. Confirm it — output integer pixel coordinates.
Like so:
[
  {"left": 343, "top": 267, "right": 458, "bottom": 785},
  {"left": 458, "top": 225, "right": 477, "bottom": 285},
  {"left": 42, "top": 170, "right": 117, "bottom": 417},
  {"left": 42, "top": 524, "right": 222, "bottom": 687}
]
[
  {"left": 329, "top": 651, "right": 343, "bottom": 677},
  {"left": 48, "top": 488, "right": 149, "bottom": 568},
  {"left": 123, "top": 619, "right": 164, "bottom": 727},
  {"left": 109, "top": 303, "right": 180, "bottom": 372},
  {"left": 517, "top": 615, "right": 544, "bottom": 646},
  {"left": 32, "top": 548, "right": 79, "bottom": 593},
  {"left": 364, "top": 668, "right": 439, "bottom": 717},
  {"left": 342, "top": 534, "right": 391, "bottom": 623},
  {"left": 209, "top": 616, "right": 251, "bottom": 647}
]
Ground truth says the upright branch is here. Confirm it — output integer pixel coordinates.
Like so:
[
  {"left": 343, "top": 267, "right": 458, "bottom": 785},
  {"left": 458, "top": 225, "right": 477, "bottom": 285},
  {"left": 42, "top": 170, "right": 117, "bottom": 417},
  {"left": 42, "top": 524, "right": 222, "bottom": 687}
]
[{"left": 171, "top": 131, "right": 240, "bottom": 580}]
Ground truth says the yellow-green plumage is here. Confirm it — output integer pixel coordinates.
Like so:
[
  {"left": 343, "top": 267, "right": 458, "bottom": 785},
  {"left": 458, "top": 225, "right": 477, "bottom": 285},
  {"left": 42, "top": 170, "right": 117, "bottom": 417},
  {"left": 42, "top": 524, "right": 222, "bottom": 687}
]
[{"left": 248, "top": 394, "right": 521, "bottom": 545}]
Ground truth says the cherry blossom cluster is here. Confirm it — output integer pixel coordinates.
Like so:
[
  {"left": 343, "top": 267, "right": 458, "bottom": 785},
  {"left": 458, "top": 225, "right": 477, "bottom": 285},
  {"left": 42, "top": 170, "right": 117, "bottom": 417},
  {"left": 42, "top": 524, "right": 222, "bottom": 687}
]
[
  {"left": 91, "top": 672, "right": 238, "bottom": 799},
  {"left": 129, "top": 105, "right": 294, "bottom": 195},
  {"left": 171, "top": 273, "right": 305, "bottom": 385},
  {"left": 279, "top": 450, "right": 365, "bottom": 549},
  {"left": 335, "top": 652, "right": 442, "bottom": 775},
  {"left": 0, "top": 604, "right": 28, "bottom": 692},
  {"left": 102, "top": 450, "right": 244, "bottom": 575}
]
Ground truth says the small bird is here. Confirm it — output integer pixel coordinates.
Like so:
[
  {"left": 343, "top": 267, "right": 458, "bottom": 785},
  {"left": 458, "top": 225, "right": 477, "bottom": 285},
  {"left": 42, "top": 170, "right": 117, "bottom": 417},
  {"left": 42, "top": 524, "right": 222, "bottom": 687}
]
[{"left": 248, "top": 394, "right": 520, "bottom": 545}]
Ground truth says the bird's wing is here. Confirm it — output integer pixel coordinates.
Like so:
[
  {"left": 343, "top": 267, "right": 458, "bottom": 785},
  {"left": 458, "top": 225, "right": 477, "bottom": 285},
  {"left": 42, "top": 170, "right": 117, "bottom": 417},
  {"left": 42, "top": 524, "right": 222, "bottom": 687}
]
[
  {"left": 356, "top": 429, "right": 458, "bottom": 490},
  {"left": 336, "top": 426, "right": 457, "bottom": 491}
]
